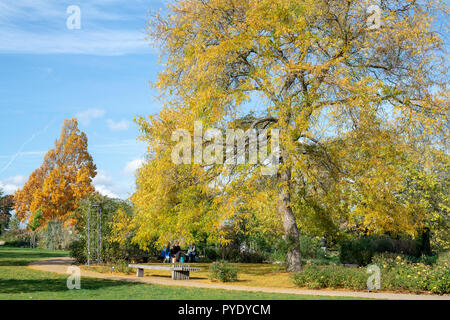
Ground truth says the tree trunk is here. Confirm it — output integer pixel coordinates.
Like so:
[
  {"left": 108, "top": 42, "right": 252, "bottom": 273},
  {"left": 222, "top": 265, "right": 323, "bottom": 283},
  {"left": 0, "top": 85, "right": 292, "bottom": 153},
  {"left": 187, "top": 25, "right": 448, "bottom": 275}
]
[{"left": 279, "top": 164, "right": 302, "bottom": 272}]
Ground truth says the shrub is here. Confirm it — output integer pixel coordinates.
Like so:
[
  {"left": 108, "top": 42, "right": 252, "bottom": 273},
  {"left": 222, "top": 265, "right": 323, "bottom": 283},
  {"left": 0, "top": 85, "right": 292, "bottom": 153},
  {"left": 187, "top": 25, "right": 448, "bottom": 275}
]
[
  {"left": 339, "top": 238, "right": 373, "bottom": 266},
  {"left": 292, "top": 265, "right": 367, "bottom": 290},
  {"left": 209, "top": 261, "right": 238, "bottom": 282},
  {"left": 299, "top": 235, "right": 323, "bottom": 259},
  {"left": 2, "top": 229, "right": 32, "bottom": 247},
  {"left": 372, "top": 237, "right": 395, "bottom": 253},
  {"left": 392, "top": 239, "right": 420, "bottom": 257},
  {"left": 113, "top": 260, "right": 135, "bottom": 274},
  {"left": 37, "top": 220, "right": 75, "bottom": 250},
  {"left": 372, "top": 252, "right": 409, "bottom": 270},
  {"left": 410, "top": 254, "right": 438, "bottom": 266},
  {"left": 201, "top": 246, "right": 267, "bottom": 263},
  {"left": 339, "top": 236, "right": 423, "bottom": 266},
  {"left": 203, "top": 247, "right": 220, "bottom": 261},
  {"left": 356, "top": 252, "right": 449, "bottom": 294},
  {"left": 69, "top": 239, "right": 86, "bottom": 264},
  {"left": 380, "top": 259, "right": 449, "bottom": 294},
  {"left": 292, "top": 259, "right": 449, "bottom": 295},
  {"left": 239, "top": 251, "right": 267, "bottom": 263}
]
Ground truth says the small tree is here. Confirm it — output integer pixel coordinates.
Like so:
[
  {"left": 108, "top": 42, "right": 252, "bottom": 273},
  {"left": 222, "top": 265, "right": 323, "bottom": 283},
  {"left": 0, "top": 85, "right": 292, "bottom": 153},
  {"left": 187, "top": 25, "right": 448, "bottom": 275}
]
[
  {"left": 8, "top": 215, "right": 20, "bottom": 231},
  {"left": 28, "top": 209, "right": 44, "bottom": 248},
  {"left": 0, "top": 190, "right": 14, "bottom": 235}
]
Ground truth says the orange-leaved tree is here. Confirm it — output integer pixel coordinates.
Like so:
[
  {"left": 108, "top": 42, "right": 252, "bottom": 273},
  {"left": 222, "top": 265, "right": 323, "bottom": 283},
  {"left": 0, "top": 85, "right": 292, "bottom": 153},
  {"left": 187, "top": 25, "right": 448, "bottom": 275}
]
[{"left": 14, "top": 119, "right": 97, "bottom": 228}]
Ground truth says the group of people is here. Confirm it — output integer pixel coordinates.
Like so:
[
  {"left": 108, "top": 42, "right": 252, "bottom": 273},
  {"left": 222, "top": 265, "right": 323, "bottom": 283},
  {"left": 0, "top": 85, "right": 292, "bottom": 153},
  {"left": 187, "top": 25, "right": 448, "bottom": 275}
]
[{"left": 160, "top": 243, "right": 198, "bottom": 263}]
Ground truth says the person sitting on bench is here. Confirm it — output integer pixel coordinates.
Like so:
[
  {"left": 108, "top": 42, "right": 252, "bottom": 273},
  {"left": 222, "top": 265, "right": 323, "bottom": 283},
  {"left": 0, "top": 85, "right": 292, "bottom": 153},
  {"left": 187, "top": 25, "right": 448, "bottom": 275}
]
[
  {"left": 187, "top": 243, "right": 198, "bottom": 263},
  {"left": 160, "top": 243, "right": 171, "bottom": 263},
  {"left": 170, "top": 244, "right": 181, "bottom": 262}
]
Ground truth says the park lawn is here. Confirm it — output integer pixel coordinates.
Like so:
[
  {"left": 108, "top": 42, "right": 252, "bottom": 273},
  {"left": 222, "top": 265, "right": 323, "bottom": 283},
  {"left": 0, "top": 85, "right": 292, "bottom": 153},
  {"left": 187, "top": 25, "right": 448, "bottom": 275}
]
[
  {"left": 87, "top": 262, "right": 298, "bottom": 289},
  {"left": 0, "top": 247, "right": 359, "bottom": 300}
]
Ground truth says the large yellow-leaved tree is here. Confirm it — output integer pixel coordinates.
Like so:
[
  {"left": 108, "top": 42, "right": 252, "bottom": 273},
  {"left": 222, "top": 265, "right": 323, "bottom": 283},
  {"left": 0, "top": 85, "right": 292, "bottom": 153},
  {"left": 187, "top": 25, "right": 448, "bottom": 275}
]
[{"left": 131, "top": 0, "right": 448, "bottom": 271}]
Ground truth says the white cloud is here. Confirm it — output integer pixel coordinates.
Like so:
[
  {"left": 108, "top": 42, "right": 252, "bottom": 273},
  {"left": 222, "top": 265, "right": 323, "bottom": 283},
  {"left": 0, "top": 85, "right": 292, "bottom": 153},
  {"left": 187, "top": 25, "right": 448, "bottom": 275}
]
[
  {"left": 76, "top": 109, "right": 105, "bottom": 126},
  {"left": 0, "top": 175, "right": 27, "bottom": 194},
  {"left": 124, "top": 158, "right": 145, "bottom": 176},
  {"left": 94, "top": 184, "right": 119, "bottom": 199},
  {"left": 93, "top": 170, "right": 120, "bottom": 198},
  {"left": 107, "top": 119, "right": 131, "bottom": 131}
]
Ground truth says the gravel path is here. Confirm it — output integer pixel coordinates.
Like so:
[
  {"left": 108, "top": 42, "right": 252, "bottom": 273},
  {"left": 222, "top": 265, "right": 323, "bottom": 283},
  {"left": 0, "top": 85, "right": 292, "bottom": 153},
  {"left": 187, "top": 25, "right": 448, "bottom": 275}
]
[{"left": 29, "top": 257, "right": 449, "bottom": 300}]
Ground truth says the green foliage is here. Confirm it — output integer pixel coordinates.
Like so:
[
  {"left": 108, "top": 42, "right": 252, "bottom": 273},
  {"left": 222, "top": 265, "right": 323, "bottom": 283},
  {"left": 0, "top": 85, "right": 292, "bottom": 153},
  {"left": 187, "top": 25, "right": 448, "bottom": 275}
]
[
  {"left": 292, "top": 266, "right": 367, "bottom": 290},
  {"left": 203, "top": 246, "right": 220, "bottom": 262},
  {"left": 299, "top": 235, "right": 324, "bottom": 259},
  {"left": 293, "top": 256, "right": 450, "bottom": 294},
  {"left": 373, "top": 252, "right": 438, "bottom": 266},
  {"left": 373, "top": 254, "right": 450, "bottom": 295},
  {"left": 1, "top": 228, "right": 31, "bottom": 247},
  {"left": 339, "top": 238, "right": 374, "bottom": 266},
  {"left": 0, "top": 191, "right": 14, "bottom": 235},
  {"left": 371, "top": 252, "right": 409, "bottom": 268},
  {"left": 238, "top": 251, "right": 268, "bottom": 264},
  {"left": 112, "top": 260, "right": 135, "bottom": 275},
  {"left": 201, "top": 235, "right": 327, "bottom": 264},
  {"left": 8, "top": 215, "right": 20, "bottom": 231},
  {"left": 269, "top": 236, "right": 328, "bottom": 264},
  {"left": 339, "top": 236, "right": 422, "bottom": 266},
  {"left": 37, "top": 220, "right": 74, "bottom": 250},
  {"left": 69, "top": 239, "right": 86, "bottom": 264},
  {"left": 209, "top": 261, "right": 238, "bottom": 282},
  {"left": 71, "top": 194, "right": 155, "bottom": 264},
  {"left": 223, "top": 249, "right": 267, "bottom": 263},
  {"left": 28, "top": 209, "right": 43, "bottom": 232}
]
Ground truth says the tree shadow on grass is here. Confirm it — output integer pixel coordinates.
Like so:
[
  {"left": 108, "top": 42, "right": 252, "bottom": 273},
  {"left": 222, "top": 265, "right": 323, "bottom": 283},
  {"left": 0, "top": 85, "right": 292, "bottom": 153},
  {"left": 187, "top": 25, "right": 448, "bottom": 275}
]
[
  {"left": 0, "top": 277, "right": 140, "bottom": 294},
  {"left": 0, "top": 248, "right": 69, "bottom": 266},
  {"left": 0, "top": 260, "right": 41, "bottom": 266}
]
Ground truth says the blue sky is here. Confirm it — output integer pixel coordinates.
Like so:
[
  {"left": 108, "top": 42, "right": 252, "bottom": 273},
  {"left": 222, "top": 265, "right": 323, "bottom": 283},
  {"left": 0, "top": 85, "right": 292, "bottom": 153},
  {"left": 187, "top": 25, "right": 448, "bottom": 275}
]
[{"left": 0, "top": 0, "right": 168, "bottom": 199}]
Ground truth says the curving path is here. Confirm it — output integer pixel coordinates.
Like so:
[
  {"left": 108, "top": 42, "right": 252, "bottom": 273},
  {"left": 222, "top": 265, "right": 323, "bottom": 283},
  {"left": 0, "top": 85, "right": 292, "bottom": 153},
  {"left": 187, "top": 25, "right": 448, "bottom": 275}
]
[{"left": 29, "top": 257, "right": 450, "bottom": 300}]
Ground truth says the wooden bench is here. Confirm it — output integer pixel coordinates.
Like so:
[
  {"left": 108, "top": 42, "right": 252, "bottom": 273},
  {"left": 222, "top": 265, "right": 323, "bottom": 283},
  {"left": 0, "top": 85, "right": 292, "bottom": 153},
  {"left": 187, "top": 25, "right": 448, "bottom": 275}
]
[{"left": 129, "top": 264, "right": 201, "bottom": 280}]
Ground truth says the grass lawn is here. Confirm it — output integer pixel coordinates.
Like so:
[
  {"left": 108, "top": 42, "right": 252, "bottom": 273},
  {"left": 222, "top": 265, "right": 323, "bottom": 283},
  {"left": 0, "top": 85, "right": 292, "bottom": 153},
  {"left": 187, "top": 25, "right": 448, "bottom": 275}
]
[
  {"left": 0, "top": 246, "right": 360, "bottom": 300},
  {"left": 87, "top": 261, "right": 299, "bottom": 289},
  {"left": 85, "top": 253, "right": 342, "bottom": 289}
]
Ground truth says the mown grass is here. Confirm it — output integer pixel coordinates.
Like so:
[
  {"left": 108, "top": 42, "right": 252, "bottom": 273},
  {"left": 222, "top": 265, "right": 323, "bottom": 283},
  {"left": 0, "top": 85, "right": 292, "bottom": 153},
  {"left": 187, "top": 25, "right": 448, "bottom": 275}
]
[
  {"left": 86, "top": 261, "right": 299, "bottom": 289},
  {"left": 0, "top": 247, "right": 359, "bottom": 300}
]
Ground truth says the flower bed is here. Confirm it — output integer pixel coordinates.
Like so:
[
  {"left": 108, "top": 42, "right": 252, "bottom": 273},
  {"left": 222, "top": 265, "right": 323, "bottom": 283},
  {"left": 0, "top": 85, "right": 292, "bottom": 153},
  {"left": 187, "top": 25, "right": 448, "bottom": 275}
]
[{"left": 292, "top": 253, "right": 449, "bottom": 295}]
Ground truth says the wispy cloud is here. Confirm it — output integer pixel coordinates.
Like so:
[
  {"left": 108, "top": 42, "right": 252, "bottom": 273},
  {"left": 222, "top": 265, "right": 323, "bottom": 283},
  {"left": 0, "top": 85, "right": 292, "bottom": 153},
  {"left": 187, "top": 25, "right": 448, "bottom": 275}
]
[
  {"left": 107, "top": 119, "right": 131, "bottom": 131},
  {"left": 0, "top": 151, "right": 46, "bottom": 159},
  {"left": 0, "top": 0, "right": 156, "bottom": 55},
  {"left": 0, "top": 119, "right": 55, "bottom": 175},
  {"left": 76, "top": 108, "right": 105, "bottom": 126},
  {"left": 0, "top": 28, "right": 152, "bottom": 55}
]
